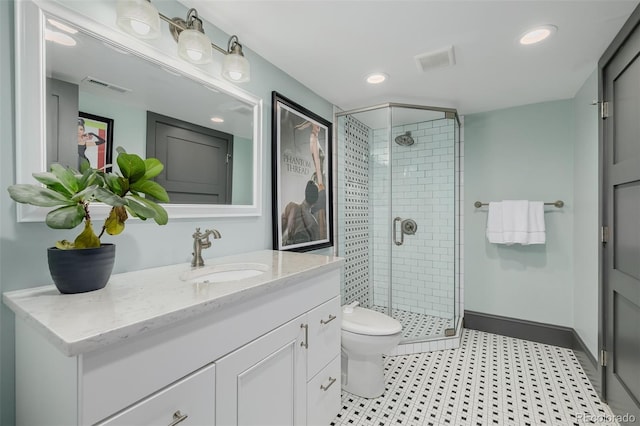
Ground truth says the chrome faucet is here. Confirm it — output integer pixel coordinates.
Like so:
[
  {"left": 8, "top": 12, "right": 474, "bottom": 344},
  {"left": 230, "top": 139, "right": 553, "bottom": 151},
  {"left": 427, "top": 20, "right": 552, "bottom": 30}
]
[{"left": 191, "top": 227, "right": 221, "bottom": 267}]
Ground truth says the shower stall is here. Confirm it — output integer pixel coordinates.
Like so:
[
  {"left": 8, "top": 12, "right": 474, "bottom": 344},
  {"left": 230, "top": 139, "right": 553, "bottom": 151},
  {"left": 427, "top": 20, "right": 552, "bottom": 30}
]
[{"left": 335, "top": 103, "right": 461, "bottom": 350}]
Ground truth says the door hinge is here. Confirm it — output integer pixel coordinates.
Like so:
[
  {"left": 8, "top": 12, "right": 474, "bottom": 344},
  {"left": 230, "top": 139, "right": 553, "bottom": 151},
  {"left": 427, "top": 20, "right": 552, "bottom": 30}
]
[
  {"left": 600, "top": 349, "right": 608, "bottom": 367},
  {"left": 601, "top": 101, "right": 610, "bottom": 119},
  {"left": 226, "top": 153, "right": 232, "bottom": 164},
  {"left": 601, "top": 226, "right": 609, "bottom": 244}
]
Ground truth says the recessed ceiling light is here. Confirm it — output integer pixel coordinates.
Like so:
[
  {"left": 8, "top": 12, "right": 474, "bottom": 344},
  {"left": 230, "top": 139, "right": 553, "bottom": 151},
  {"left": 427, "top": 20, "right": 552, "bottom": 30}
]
[
  {"left": 211, "top": 117, "right": 224, "bottom": 123},
  {"left": 44, "top": 29, "right": 76, "bottom": 47},
  {"left": 47, "top": 18, "right": 78, "bottom": 34},
  {"left": 366, "top": 73, "right": 388, "bottom": 84},
  {"left": 519, "top": 25, "right": 557, "bottom": 45}
]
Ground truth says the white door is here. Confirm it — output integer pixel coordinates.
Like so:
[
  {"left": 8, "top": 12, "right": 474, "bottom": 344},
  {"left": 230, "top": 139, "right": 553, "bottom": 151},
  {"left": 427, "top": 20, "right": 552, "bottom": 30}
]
[{"left": 215, "top": 317, "right": 307, "bottom": 426}]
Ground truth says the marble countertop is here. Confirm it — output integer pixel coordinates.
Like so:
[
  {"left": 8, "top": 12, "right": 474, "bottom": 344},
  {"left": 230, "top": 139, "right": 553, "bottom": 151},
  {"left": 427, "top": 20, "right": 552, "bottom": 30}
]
[{"left": 3, "top": 250, "right": 343, "bottom": 357}]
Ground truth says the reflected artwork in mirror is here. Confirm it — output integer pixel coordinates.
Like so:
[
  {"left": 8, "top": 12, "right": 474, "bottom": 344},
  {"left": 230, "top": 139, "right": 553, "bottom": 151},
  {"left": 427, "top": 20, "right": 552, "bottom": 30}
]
[{"left": 15, "top": 0, "right": 262, "bottom": 221}]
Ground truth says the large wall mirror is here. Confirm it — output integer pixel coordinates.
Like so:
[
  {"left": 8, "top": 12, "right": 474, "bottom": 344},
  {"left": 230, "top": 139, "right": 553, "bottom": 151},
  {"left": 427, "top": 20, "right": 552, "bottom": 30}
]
[{"left": 15, "top": 0, "right": 263, "bottom": 222}]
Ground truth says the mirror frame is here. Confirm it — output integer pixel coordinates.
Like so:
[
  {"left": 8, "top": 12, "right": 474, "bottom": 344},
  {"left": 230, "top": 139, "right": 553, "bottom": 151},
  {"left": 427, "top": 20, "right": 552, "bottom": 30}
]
[{"left": 15, "top": 0, "right": 263, "bottom": 222}]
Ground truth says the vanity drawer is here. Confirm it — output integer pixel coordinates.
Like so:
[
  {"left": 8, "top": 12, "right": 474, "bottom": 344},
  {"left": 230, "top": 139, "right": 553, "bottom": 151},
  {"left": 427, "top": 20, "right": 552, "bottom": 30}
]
[
  {"left": 307, "top": 355, "right": 341, "bottom": 426},
  {"left": 307, "top": 296, "right": 341, "bottom": 377},
  {"left": 97, "top": 363, "right": 215, "bottom": 426}
]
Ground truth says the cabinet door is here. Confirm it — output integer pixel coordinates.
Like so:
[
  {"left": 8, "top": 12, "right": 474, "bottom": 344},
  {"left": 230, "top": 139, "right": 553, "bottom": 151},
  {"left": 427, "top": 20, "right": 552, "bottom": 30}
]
[
  {"left": 216, "top": 317, "right": 306, "bottom": 426},
  {"left": 98, "top": 363, "right": 215, "bottom": 426}
]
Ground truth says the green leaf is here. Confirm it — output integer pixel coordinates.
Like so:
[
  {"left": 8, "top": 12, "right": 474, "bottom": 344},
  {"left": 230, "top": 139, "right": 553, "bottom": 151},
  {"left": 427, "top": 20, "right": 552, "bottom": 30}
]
[
  {"left": 143, "top": 158, "right": 164, "bottom": 180},
  {"left": 131, "top": 194, "right": 168, "bottom": 225},
  {"left": 124, "top": 197, "right": 156, "bottom": 218},
  {"left": 50, "top": 164, "right": 79, "bottom": 194},
  {"left": 55, "top": 240, "right": 75, "bottom": 250},
  {"left": 103, "top": 174, "right": 125, "bottom": 196},
  {"left": 93, "top": 187, "right": 127, "bottom": 207},
  {"left": 73, "top": 220, "right": 101, "bottom": 248},
  {"left": 77, "top": 168, "right": 99, "bottom": 191},
  {"left": 117, "top": 152, "right": 146, "bottom": 183},
  {"left": 104, "top": 206, "right": 128, "bottom": 235},
  {"left": 7, "top": 184, "right": 74, "bottom": 207},
  {"left": 70, "top": 184, "right": 100, "bottom": 202},
  {"left": 79, "top": 158, "right": 91, "bottom": 174},
  {"left": 32, "top": 172, "right": 61, "bottom": 187},
  {"left": 45, "top": 204, "right": 85, "bottom": 229},
  {"left": 130, "top": 180, "right": 170, "bottom": 202}
]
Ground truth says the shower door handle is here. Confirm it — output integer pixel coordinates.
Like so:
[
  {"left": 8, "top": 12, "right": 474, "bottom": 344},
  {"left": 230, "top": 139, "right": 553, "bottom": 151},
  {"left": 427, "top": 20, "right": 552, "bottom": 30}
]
[{"left": 393, "top": 217, "right": 404, "bottom": 246}]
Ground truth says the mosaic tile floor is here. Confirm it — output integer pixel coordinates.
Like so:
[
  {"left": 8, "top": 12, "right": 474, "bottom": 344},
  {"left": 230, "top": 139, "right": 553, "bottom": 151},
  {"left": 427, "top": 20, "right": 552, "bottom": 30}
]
[
  {"left": 332, "top": 329, "right": 616, "bottom": 426},
  {"left": 371, "top": 306, "right": 454, "bottom": 339}
]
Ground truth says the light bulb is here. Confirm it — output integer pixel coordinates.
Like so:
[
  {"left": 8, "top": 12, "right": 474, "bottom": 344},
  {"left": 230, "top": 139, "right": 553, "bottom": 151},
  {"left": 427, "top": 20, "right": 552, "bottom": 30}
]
[{"left": 129, "top": 20, "right": 151, "bottom": 36}]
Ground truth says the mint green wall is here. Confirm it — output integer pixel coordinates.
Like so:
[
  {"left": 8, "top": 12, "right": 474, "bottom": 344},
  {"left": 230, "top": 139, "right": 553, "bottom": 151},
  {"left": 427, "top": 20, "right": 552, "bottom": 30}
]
[
  {"left": 80, "top": 91, "right": 147, "bottom": 158},
  {"left": 0, "top": 1, "right": 333, "bottom": 423},
  {"left": 232, "top": 136, "right": 253, "bottom": 205},
  {"left": 572, "top": 70, "right": 599, "bottom": 358},
  {"left": 464, "top": 100, "right": 575, "bottom": 327}
]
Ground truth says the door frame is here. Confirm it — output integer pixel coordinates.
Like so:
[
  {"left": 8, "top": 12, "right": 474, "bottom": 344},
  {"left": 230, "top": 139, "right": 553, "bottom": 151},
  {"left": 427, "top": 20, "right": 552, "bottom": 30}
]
[{"left": 598, "top": 3, "right": 640, "bottom": 403}]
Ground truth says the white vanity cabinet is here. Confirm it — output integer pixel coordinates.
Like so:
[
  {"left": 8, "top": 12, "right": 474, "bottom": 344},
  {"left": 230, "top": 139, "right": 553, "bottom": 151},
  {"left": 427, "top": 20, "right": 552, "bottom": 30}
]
[
  {"left": 5, "top": 250, "right": 343, "bottom": 426},
  {"left": 216, "top": 296, "right": 341, "bottom": 426}
]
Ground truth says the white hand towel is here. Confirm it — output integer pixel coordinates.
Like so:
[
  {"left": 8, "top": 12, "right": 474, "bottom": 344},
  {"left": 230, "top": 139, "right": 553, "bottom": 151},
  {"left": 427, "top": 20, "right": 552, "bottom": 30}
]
[
  {"left": 486, "top": 201, "right": 505, "bottom": 244},
  {"left": 526, "top": 201, "right": 546, "bottom": 244},
  {"left": 501, "top": 200, "right": 530, "bottom": 245}
]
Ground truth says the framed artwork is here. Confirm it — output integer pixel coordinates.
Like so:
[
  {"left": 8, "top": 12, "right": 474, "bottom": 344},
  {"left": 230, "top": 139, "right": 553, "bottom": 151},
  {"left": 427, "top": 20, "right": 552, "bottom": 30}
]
[
  {"left": 272, "top": 92, "right": 333, "bottom": 252},
  {"left": 78, "top": 112, "right": 113, "bottom": 171}
]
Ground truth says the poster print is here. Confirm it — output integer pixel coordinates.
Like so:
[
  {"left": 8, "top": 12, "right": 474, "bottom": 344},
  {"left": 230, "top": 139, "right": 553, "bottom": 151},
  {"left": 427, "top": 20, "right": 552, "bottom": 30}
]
[
  {"left": 78, "top": 112, "right": 113, "bottom": 171},
  {"left": 272, "top": 92, "right": 333, "bottom": 252}
]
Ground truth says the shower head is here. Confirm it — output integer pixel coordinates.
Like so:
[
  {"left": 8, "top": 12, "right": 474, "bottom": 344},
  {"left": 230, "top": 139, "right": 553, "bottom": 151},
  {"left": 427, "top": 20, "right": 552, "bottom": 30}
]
[{"left": 395, "top": 131, "right": 414, "bottom": 146}]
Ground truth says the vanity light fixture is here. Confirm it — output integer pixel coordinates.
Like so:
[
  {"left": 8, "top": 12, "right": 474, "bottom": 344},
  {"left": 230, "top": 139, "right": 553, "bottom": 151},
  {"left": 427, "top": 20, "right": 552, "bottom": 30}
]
[
  {"left": 116, "top": 0, "right": 251, "bottom": 82},
  {"left": 116, "top": 0, "right": 161, "bottom": 39},
  {"left": 519, "top": 25, "right": 557, "bottom": 45}
]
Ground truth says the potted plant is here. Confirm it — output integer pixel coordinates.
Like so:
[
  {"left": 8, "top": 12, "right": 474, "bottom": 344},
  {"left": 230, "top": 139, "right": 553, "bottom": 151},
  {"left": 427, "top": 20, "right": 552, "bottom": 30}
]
[{"left": 7, "top": 147, "right": 169, "bottom": 294}]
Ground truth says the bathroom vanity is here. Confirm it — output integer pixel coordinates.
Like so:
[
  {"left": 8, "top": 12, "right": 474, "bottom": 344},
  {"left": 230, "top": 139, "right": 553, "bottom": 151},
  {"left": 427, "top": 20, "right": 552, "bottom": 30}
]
[{"left": 3, "top": 250, "right": 343, "bottom": 426}]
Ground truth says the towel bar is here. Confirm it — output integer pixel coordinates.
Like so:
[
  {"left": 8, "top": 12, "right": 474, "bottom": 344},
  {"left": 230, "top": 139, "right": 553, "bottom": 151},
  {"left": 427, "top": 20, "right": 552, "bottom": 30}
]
[{"left": 474, "top": 200, "right": 564, "bottom": 208}]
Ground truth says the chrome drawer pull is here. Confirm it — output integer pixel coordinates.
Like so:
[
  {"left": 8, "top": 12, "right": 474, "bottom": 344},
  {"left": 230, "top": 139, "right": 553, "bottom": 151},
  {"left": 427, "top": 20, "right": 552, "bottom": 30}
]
[
  {"left": 320, "top": 376, "right": 337, "bottom": 391},
  {"left": 320, "top": 314, "right": 337, "bottom": 325},
  {"left": 169, "top": 410, "right": 189, "bottom": 426},
  {"left": 300, "top": 323, "right": 309, "bottom": 349}
]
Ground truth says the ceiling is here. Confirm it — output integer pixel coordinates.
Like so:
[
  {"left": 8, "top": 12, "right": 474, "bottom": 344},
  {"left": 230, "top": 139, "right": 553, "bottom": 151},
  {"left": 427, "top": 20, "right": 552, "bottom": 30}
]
[{"left": 182, "top": 0, "right": 638, "bottom": 115}]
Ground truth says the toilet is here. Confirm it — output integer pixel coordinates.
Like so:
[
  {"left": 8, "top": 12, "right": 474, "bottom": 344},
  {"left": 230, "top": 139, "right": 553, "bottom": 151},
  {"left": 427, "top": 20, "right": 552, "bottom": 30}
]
[{"left": 341, "top": 301, "right": 402, "bottom": 398}]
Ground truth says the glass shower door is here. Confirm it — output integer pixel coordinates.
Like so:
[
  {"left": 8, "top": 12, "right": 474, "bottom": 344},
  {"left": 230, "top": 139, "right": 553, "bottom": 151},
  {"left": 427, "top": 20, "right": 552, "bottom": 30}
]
[{"left": 388, "top": 106, "right": 458, "bottom": 341}]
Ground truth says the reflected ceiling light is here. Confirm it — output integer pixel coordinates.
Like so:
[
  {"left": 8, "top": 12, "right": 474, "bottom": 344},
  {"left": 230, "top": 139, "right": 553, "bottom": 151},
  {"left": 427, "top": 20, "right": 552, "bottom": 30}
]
[
  {"left": 211, "top": 117, "right": 224, "bottom": 123},
  {"left": 44, "top": 29, "right": 76, "bottom": 46},
  {"left": 47, "top": 19, "right": 78, "bottom": 34},
  {"left": 366, "top": 73, "right": 388, "bottom": 84},
  {"left": 519, "top": 25, "right": 557, "bottom": 45},
  {"left": 116, "top": 0, "right": 161, "bottom": 39},
  {"left": 116, "top": 2, "right": 251, "bottom": 82}
]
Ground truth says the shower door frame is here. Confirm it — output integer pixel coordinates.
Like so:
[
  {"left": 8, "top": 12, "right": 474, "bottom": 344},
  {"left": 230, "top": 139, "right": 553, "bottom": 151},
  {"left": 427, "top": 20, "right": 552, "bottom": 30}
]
[{"left": 335, "top": 103, "right": 461, "bottom": 342}]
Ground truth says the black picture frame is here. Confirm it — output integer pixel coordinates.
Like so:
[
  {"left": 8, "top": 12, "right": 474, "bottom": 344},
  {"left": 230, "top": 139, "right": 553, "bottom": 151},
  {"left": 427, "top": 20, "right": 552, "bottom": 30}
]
[
  {"left": 78, "top": 112, "right": 114, "bottom": 171},
  {"left": 271, "top": 92, "right": 333, "bottom": 252}
]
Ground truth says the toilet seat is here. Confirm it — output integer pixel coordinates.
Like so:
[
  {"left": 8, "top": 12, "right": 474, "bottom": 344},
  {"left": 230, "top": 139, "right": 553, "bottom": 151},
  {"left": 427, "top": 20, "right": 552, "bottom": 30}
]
[{"left": 342, "top": 307, "right": 402, "bottom": 335}]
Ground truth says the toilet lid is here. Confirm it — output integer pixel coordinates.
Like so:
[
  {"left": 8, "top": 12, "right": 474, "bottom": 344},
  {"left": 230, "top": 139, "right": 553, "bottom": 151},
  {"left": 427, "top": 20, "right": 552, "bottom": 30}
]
[{"left": 342, "top": 307, "right": 402, "bottom": 335}]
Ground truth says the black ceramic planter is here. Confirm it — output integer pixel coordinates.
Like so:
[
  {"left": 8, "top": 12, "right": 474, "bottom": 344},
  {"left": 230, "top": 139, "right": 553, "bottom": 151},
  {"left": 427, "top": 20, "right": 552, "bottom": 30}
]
[{"left": 47, "top": 244, "right": 116, "bottom": 294}]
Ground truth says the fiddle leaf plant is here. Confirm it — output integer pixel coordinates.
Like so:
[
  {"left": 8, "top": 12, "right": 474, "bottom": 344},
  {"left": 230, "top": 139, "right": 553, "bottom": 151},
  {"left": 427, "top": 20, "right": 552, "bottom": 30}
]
[{"left": 7, "top": 147, "right": 169, "bottom": 249}]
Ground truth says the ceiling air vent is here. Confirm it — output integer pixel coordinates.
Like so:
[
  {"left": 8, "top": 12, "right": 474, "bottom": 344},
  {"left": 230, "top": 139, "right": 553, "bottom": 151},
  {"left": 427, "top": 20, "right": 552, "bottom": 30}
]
[
  {"left": 414, "top": 45, "right": 456, "bottom": 73},
  {"left": 81, "top": 76, "right": 132, "bottom": 94}
]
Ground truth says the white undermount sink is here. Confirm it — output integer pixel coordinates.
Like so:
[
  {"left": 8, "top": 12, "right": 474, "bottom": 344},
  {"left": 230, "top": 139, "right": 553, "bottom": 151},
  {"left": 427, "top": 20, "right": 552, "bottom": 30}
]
[{"left": 180, "top": 263, "right": 270, "bottom": 284}]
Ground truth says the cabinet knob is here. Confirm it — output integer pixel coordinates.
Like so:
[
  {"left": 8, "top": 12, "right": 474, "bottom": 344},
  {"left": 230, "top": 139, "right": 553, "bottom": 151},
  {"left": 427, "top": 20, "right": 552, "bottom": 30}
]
[
  {"left": 320, "top": 314, "right": 337, "bottom": 325},
  {"left": 320, "top": 376, "right": 337, "bottom": 391},
  {"left": 168, "top": 410, "right": 189, "bottom": 426}
]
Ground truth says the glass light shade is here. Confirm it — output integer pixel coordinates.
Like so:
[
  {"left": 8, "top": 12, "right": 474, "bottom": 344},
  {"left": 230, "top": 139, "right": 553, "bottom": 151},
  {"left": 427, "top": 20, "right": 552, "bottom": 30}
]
[
  {"left": 222, "top": 53, "right": 250, "bottom": 83},
  {"left": 178, "top": 29, "right": 213, "bottom": 64},
  {"left": 116, "top": 0, "right": 160, "bottom": 39}
]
